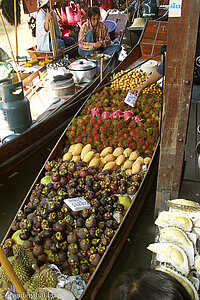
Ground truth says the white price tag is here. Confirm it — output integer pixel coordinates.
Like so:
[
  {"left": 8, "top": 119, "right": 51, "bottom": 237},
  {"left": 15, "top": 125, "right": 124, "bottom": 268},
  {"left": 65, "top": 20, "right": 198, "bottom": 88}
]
[
  {"left": 64, "top": 197, "right": 91, "bottom": 211},
  {"left": 124, "top": 92, "right": 138, "bottom": 107}
]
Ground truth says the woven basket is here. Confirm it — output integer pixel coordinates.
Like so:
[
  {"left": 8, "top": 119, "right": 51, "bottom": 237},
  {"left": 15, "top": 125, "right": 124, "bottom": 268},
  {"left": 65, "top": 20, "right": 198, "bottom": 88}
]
[{"left": 27, "top": 46, "right": 63, "bottom": 58}]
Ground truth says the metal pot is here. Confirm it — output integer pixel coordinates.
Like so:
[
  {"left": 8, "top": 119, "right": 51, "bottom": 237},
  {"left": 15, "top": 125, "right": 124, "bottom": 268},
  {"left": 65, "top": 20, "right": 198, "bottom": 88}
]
[{"left": 68, "top": 59, "right": 96, "bottom": 84}]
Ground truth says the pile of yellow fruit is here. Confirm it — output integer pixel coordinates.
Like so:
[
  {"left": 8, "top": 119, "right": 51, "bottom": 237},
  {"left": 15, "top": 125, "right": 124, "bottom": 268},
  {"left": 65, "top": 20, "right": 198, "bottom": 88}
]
[{"left": 110, "top": 69, "right": 162, "bottom": 97}]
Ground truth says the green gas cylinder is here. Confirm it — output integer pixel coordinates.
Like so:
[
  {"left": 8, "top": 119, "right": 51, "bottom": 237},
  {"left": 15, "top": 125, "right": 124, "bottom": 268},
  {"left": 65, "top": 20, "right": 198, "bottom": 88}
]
[{"left": 0, "top": 78, "right": 32, "bottom": 133}]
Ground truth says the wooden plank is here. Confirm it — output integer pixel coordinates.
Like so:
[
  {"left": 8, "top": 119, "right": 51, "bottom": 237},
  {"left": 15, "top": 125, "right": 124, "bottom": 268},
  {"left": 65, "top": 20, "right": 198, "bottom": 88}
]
[
  {"left": 155, "top": 0, "right": 200, "bottom": 210},
  {"left": 180, "top": 180, "right": 200, "bottom": 203},
  {"left": 183, "top": 103, "right": 197, "bottom": 180}
]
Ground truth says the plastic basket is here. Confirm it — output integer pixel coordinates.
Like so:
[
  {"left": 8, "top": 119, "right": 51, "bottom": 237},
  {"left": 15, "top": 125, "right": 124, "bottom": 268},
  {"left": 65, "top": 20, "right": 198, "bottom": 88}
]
[{"left": 103, "top": 20, "right": 117, "bottom": 40}]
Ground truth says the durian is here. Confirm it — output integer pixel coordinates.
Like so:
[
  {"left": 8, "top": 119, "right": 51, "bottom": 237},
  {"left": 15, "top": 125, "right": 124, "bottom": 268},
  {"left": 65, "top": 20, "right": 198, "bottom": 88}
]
[
  {"left": 160, "top": 227, "right": 193, "bottom": 247},
  {"left": 194, "top": 255, "right": 200, "bottom": 272},
  {"left": 147, "top": 242, "right": 189, "bottom": 275},
  {"left": 156, "top": 265, "right": 199, "bottom": 300},
  {"left": 167, "top": 199, "right": 200, "bottom": 212},
  {"left": 12, "top": 244, "right": 36, "bottom": 273},
  {"left": 155, "top": 211, "right": 193, "bottom": 232},
  {"left": 12, "top": 259, "right": 30, "bottom": 285}
]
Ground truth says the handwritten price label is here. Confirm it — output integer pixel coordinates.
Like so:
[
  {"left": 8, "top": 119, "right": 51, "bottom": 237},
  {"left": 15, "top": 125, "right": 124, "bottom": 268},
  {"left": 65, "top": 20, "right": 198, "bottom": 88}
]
[
  {"left": 124, "top": 92, "right": 138, "bottom": 107},
  {"left": 64, "top": 197, "right": 91, "bottom": 211}
]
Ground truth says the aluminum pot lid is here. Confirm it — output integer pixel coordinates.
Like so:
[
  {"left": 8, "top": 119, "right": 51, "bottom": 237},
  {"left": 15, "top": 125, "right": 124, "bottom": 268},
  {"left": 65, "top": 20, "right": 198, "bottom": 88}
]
[{"left": 68, "top": 59, "right": 96, "bottom": 71}]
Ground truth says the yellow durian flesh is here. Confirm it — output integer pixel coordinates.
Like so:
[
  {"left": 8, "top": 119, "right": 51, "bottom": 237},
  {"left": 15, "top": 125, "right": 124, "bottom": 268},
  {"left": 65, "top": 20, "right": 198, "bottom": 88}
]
[
  {"left": 155, "top": 211, "right": 193, "bottom": 232},
  {"left": 156, "top": 266, "right": 199, "bottom": 300},
  {"left": 147, "top": 243, "right": 189, "bottom": 275},
  {"left": 160, "top": 227, "right": 193, "bottom": 247},
  {"left": 168, "top": 199, "right": 200, "bottom": 207}
]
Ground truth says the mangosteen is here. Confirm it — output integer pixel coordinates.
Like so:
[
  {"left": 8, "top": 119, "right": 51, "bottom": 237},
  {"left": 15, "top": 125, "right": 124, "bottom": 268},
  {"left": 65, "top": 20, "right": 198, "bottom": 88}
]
[
  {"left": 31, "top": 227, "right": 40, "bottom": 237},
  {"left": 116, "top": 203, "right": 124, "bottom": 212},
  {"left": 77, "top": 250, "right": 87, "bottom": 260},
  {"left": 89, "top": 206, "right": 98, "bottom": 215},
  {"left": 89, "top": 227, "right": 96, "bottom": 239},
  {"left": 85, "top": 190, "right": 95, "bottom": 201},
  {"left": 91, "top": 238, "right": 100, "bottom": 247},
  {"left": 101, "top": 236, "right": 110, "bottom": 246},
  {"left": 91, "top": 199, "right": 100, "bottom": 208},
  {"left": 79, "top": 239, "right": 91, "bottom": 251},
  {"left": 67, "top": 233, "right": 77, "bottom": 244},
  {"left": 97, "top": 245, "right": 106, "bottom": 256},
  {"left": 104, "top": 228, "right": 114, "bottom": 238},
  {"left": 33, "top": 245, "right": 44, "bottom": 256},
  {"left": 80, "top": 263, "right": 89, "bottom": 273},
  {"left": 109, "top": 183, "right": 118, "bottom": 192},
  {"left": 43, "top": 239, "right": 52, "bottom": 251},
  {"left": 85, "top": 217, "right": 97, "bottom": 229},
  {"left": 89, "top": 253, "right": 101, "bottom": 266},
  {"left": 105, "top": 204, "right": 114, "bottom": 213},
  {"left": 16, "top": 210, "right": 25, "bottom": 222},
  {"left": 101, "top": 189, "right": 111, "bottom": 198},
  {"left": 96, "top": 191, "right": 102, "bottom": 200},
  {"left": 27, "top": 213, "right": 35, "bottom": 223},
  {"left": 47, "top": 212, "right": 57, "bottom": 224},
  {"left": 58, "top": 251, "right": 67, "bottom": 263},
  {"left": 51, "top": 172, "right": 60, "bottom": 182},
  {"left": 127, "top": 186, "right": 137, "bottom": 195},
  {"left": 85, "top": 176, "right": 93, "bottom": 187},
  {"left": 98, "top": 221, "right": 106, "bottom": 230},
  {"left": 68, "top": 254, "right": 79, "bottom": 266},
  {"left": 76, "top": 218, "right": 85, "bottom": 228},
  {"left": 95, "top": 228, "right": 103, "bottom": 238},
  {"left": 76, "top": 185, "right": 84, "bottom": 193},
  {"left": 65, "top": 225, "right": 73, "bottom": 236},
  {"left": 19, "top": 230, "right": 31, "bottom": 240},
  {"left": 106, "top": 197, "right": 115, "bottom": 206},
  {"left": 53, "top": 220, "right": 65, "bottom": 232},
  {"left": 68, "top": 243, "right": 78, "bottom": 254},
  {"left": 80, "top": 209, "right": 89, "bottom": 219},
  {"left": 88, "top": 166, "right": 98, "bottom": 176},
  {"left": 62, "top": 260, "right": 71, "bottom": 273},
  {"left": 24, "top": 203, "right": 35, "bottom": 215},
  {"left": 92, "top": 182, "right": 100, "bottom": 194},
  {"left": 22, "top": 240, "right": 33, "bottom": 250},
  {"left": 11, "top": 220, "right": 20, "bottom": 231},
  {"left": 71, "top": 267, "right": 79, "bottom": 276},
  {"left": 76, "top": 161, "right": 87, "bottom": 169},
  {"left": 82, "top": 272, "right": 91, "bottom": 282},
  {"left": 98, "top": 206, "right": 106, "bottom": 216},
  {"left": 103, "top": 212, "right": 113, "bottom": 221},
  {"left": 3, "top": 247, "right": 13, "bottom": 257},
  {"left": 4, "top": 238, "right": 15, "bottom": 249},
  {"left": 79, "top": 169, "right": 88, "bottom": 178},
  {"left": 46, "top": 201, "right": 56, "bottom": 213},
  {"left": 33, "top": 234, "right": 44, "bottom": 245},
  {"left": 37, "top": 253, "right": 47, "bottom": 265},
  {"left": 106, "top": 220, "right": 115, "bottom": 229},
  {"left": 68, "top": 178, "right": 78, "bottom": 188},
  {"left": 50, "top": 242, "right": 59, "bottom": 254},
  {"left": 78, "top": 228, "right": 89, "bottom": 239},
  {"left": 68, "top": 162, "right": 76, "bottom": 173},
  {"left": 33, "top": 215, "right": 42, "bottom": 228},
  {"left": 55, "top": 232, "right": 66, "bottom": 242}
]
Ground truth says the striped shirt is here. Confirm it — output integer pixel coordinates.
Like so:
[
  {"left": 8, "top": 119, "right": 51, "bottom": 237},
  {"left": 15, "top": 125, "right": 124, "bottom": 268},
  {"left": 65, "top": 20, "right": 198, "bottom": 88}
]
[{"left": 78, "top": 20, "right": 111, "bottom": 51}]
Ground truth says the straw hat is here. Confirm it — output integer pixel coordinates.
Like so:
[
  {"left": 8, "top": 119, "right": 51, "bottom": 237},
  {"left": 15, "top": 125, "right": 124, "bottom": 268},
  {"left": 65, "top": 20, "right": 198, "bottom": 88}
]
[{"left": 37, "top": 0, "right": 49, "bottom": 8}]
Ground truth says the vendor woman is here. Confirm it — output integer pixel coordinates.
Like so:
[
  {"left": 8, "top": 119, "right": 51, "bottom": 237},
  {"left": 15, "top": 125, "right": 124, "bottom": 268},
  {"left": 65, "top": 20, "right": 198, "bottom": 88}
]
[
  {"left": 36, "top": 0, "right": 75, "bottom": 52},
  {"left": 78, "top": 6, "right": 121, "bottom": 57}
]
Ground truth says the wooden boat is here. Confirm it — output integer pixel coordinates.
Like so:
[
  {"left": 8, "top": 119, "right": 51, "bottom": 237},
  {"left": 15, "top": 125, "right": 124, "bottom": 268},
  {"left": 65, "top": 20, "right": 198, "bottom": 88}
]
[
  {"left": 0, "top": 12, "right": 128, "bottom": 174},
  {"left": 1, "top": 20, "right": 168, "bottom": 299}
]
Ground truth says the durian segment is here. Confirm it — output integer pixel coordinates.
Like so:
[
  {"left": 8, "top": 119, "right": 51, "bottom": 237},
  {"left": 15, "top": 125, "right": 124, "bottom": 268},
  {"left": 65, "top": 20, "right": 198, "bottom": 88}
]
[
  {"left": 193, "top": 227, "right": 200, "bottom": 237},
  {"left": 194, "top": 255, "right": 200, "bottom": 272},
  {"left": 160, "top": 227, "right": 193, "bottom": 248},
  {"left": 156, "top": 265, "right": 199, "bottom": 300},
  {"left": 147, "top": 243, "right": 189, "bottom": 275},
  {"left": 155, "top": 211, "right": 193, "bottom": 232},
  {"left": 166, "top": 199, "right": 200, "bottom": 212},
  {"left": 194, "top": 219, "right": 200, "bottom": 228}
]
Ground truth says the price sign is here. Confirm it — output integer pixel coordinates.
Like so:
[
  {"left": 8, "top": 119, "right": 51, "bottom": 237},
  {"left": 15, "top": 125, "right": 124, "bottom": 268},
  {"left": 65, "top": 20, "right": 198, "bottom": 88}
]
[
  {"left": 64, "top": 197, "right": 91, "bottom": 211},
  {"left": 124, "top": 92, "right": 138, "bottom": 107}
]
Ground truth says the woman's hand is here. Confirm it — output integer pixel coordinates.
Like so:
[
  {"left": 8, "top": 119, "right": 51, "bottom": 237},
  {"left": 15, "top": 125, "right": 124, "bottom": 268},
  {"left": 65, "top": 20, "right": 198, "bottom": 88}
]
[
  {"left": 95, "top": 41, "right": 102, "bottom": 49},
  {"left": 130, "top": 85, "right": 144, "bottom": 96}
]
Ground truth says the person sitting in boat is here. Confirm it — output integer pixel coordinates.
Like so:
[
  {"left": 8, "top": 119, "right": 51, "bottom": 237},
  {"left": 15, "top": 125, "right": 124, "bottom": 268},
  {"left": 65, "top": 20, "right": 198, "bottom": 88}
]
[
  {"left": 36, "top": 0, "right": 76, "bottom": 52},
  {"left": 78, "top": 6, "right": 121, "bottom": 57},
  {"left": 110, "top": 268, "right": 192, "bottom": 300}
]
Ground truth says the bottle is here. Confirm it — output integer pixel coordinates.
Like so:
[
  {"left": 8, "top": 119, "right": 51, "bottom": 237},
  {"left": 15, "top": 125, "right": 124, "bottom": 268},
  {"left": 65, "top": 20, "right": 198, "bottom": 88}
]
[{"left": 142, "top": 0, "right": 158, "bottom": 20}]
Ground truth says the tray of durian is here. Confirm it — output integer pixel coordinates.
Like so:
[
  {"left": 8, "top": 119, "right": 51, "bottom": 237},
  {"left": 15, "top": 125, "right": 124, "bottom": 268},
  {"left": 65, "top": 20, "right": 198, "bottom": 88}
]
[{"left": 147, "top": 198, "right": 200, "bottom": 300}]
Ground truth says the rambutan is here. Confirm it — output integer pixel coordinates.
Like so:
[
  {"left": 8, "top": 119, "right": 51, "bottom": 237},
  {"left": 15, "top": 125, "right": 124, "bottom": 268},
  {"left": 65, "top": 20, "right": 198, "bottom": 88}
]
[
  {"left": 100, "top": 126, "right": 106, "bottom": 133},
  {"left": 92, "top": 129, "right": 98, "bottom": 136}
]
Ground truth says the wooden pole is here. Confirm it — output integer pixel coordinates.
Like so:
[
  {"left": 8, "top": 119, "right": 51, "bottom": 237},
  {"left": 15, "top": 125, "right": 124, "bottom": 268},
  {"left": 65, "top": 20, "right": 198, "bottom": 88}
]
[
  {"left": 0, "top": 11, "right": 21, "bottom": 82},
  {"left": 126, "top": 0, "right": 130, "bottom": 26},
  {"left": 100, "top": 57, "right": 103, "bottom": 81},
  {"left": 0, "top": 246, "right": 30, "bottom": 300},
  {"left": 90, "top": 0, "right": 93, "bottom": 7},
  {"left": 14, "top": 0, "right": 18, "bottom": 63},
  {"left": 155, "top": 0, "right": 200, "bottom": 213},
  {"left": 49, "top": 0, "right": 58, "bottom": 57}
]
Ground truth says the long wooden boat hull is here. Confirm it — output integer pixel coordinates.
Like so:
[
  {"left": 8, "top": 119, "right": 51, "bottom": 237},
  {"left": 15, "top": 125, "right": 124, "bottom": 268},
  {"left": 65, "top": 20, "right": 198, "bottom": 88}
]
[
  {"left": 0, "top": 13, "right": 128, "bottom": 174},
  {"left": 1, "top": 20, "right": 167, "bottom": 299}
]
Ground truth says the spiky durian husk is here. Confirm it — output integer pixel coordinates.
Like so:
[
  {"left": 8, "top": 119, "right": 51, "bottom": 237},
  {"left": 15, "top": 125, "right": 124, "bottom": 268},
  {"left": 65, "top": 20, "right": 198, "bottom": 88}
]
[
  {"left": 39, "top": 267, "right": 58, "bottom": 288},
  {"left": 12, "top": 259, "right": 30, "bottom": 285},
  {"left": 0, "top": 266, "right": 10, "bottom": 283},
  {"left": 0, "top": 0, "right": 21, "bottom": 26},
  {"left": 13, "top": 244, "right": 36, "bottom": 273}
]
